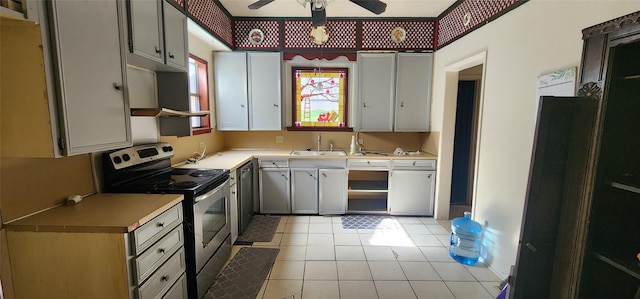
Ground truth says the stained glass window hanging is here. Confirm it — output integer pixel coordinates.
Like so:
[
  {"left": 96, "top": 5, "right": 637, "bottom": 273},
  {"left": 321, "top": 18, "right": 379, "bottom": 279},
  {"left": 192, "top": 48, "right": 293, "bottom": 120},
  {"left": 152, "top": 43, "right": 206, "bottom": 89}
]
[{"left": 292, "top": 67, "right": 349, "bottom": 129}]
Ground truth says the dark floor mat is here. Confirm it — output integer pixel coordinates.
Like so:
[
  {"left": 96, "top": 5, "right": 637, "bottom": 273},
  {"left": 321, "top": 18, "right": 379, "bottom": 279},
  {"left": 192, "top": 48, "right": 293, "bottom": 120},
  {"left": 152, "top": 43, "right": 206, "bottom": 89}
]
[
  {"left": 341, "top": 214, "right": 398, "bottom": 229},
  {"left": 235, "top": 215, "right": 280, "bottom": 244},
  {"left": 203, "top": 247, "right": 279, "bottom": 299}
]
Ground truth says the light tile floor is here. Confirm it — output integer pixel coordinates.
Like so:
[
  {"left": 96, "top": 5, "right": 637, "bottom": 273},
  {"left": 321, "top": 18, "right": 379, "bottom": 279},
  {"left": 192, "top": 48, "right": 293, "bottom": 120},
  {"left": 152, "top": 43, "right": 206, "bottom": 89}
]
[{"left": 230, "top": 215, "right": 503, "bottom": 299}]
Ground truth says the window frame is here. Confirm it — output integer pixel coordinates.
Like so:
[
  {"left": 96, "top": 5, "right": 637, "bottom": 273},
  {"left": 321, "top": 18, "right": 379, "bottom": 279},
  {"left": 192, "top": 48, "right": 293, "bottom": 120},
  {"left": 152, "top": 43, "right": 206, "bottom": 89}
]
[
  {"left": 188, "top": 54, "right": 211, "bottom": 135},
  {"left": 287, "top": 66, "right": 352, "bottom": 132}
]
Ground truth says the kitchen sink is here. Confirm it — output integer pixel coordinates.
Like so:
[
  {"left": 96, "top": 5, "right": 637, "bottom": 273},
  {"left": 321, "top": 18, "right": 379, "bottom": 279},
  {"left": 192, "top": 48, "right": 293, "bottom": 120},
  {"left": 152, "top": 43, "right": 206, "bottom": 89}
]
[{"left": 290, "top": 150, "right": 348, "bottom": 156}]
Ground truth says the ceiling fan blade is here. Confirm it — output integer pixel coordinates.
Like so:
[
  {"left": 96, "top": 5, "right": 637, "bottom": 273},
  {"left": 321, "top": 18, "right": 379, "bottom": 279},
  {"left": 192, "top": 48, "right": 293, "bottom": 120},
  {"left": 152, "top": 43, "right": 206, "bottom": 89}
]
[
  {"left": 311, "top": 5, "right": 327, "bottom": 26},
  {"left": 248, "top": 0, "right": 276, "bottom": 10},
  {"left": 349, "top": 0, "right": 386, "bottom": 15}
]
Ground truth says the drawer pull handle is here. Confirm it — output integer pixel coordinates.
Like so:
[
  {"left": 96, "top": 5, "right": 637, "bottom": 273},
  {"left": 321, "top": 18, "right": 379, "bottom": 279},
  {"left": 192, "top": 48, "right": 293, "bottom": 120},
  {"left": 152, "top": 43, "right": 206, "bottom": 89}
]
[
  {"left": 157, "top": 222, "right": 165, "bottom": 228},
  {"left": 155, "top": 46, "right": 161, "bottom": 54},
  {"left": 273, "top": 104, "right": 279, "bottom": 107},
  {"left": 412, "top": 161, "right": 416, "bottom": 166},
  {"left": 158, "top": 248, "right": 165, "bottom": 254},
  {"left": 232, "top": 191, "right": 236, "bottom": 195},
  {"left": 322, "top": 173, "right": 327, "bottom": 178},
  {"left": 161, "top": 275, "right": 170, "bottom": 281},
  {"left": 168, "top": 52, "right": 175, "bottom": 59},
  {"left": 525, "top": 242, "right": 538, "bottom": 253}
]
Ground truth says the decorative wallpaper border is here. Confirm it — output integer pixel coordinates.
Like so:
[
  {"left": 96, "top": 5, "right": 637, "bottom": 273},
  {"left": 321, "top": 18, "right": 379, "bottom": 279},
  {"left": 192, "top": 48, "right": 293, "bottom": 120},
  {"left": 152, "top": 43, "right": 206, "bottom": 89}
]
[
  {"left": 186, "top": 0, "right": 527, "bottom": 51},
  {"left": 437, "top": 0, "right": 525, "bottom": 48}
]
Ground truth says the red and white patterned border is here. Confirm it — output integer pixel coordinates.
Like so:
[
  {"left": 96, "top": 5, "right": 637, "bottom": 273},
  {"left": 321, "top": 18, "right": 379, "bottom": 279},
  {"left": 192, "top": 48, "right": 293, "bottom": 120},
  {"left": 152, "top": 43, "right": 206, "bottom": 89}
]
[
  {"left": 187, "top": 0, "right": 234, "bottom": 46},
  {"left": 235, "top": 19, "right": 281, "bottom": 49},
  {"left": 283, "top": 19, "right": 358, "bottom": 49},
  {"left": 437, "top": 0, "right": 521, "bottom": 48},
  {"left": 361, "top": 20, "right": 435, "bottom": 50}
]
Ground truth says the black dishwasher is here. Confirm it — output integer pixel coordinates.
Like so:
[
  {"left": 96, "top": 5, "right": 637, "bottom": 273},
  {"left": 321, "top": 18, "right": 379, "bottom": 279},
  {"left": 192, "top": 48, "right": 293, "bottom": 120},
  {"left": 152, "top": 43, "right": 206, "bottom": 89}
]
[{"left": 238, "top": 161, "right": 254, "bottom": 234}]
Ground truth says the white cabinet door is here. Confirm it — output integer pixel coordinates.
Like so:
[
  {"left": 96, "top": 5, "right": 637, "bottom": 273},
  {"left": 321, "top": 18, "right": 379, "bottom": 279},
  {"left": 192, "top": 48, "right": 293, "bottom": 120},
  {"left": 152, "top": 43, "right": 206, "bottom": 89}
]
[
  {"left": 214, "top": 52, "right": 249, "bottom": 130},
  {"left": 319, "top": 169, "right": 347, "bottom": 215},
  {"left": 389, "top": 170, "right": 435, "bottom": 216},
  {"left": 163, "top": 2, "right": 188, "bottom": 71},
  {"left": 128, "top": 0, "right": 163, "bottom": 63},
  {"left": 358, "top": 53, "right": 395, "bottom": 132},
  {"left": 395, "top": 53, "right": 433, "bottom": 132},
  {"left": 50, "top": 0, "right": 131, "bottom": 155},
  {"left": 248, "top": 52, "right": 282, "bottom": 130},
  {"left": 291, "top": 168, "right": 318, "bottom": 214},
  {"left": 260, "top": 168, "right": 290, "bottom": 214}
]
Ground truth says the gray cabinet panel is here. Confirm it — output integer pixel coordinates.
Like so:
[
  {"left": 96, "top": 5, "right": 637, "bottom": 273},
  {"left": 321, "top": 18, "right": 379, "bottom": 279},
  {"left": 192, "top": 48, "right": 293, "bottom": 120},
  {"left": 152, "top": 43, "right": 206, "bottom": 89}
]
[
  {"left": 395, "top": 53, "right": 433, "bottom": 131},
  {"left": 49, "top": 0, "right": 131, "bottom": 155},
  {"left": 291, "top": 168, "right": 318, "bottom": 214},
  {"left": 214, "top": 52, "right": 249, "bottom": 130},
  {"left": 319, "top": 169, "right": 347, "bottom": 215},
  {"left": 357, "top": 53, "right": 395, "bottom": 132},
  {"left": 163, "top": 2, "right": 188, "bottom": 70},
  {"left": 128, "top": 0, "right": 164, "bottom": 63},
  {"left": 259, "top": 168, "right": 290, "bottom": 213},
  {"left": 389, "top": 170, "right": 435, "bottom": 216},
  {"left": 248, "top": 52, "right": 282, "bottom": 130}
]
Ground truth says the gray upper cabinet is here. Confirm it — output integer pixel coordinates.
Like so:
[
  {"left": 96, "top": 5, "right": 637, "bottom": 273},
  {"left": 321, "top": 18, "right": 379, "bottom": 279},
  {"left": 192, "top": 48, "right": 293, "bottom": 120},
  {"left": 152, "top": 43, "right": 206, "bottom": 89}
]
[
  {"left": 357, "top": 52, "right": 433, "bottom": 132},
  {"left": 162, "top": 3, "right": 188, "bottom": 71},
  {"left": 248, "top": 52, "right": 282, "bottom": 131},
  {"left": 394, "top": 53, "right": 433, "bottom": 132},
  {"left": 357, "top": 53, "right": 396, "bottom": 132},
  {"left": 215, "top": 52, "right": 282, "bottom": 131},
  {"left": 48, "top": 0, "right": 131, "bottom": 155},
  {"left": 127, "top": 0, "right": 188, "bottom": 72},
  {"left": 214, "top": 52, "right": 249, "bottom": 130}
]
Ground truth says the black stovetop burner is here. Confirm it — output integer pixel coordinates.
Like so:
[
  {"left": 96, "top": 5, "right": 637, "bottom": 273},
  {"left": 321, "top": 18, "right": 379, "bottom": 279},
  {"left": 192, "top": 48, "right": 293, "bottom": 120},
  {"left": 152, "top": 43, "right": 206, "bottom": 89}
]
[{"left": 103, "top": 143, "right": 229, "bottom": 196}]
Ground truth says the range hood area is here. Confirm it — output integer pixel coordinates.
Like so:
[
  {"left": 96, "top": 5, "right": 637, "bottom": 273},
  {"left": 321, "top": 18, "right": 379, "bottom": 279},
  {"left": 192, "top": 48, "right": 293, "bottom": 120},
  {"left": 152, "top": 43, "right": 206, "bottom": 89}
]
[{"left": 130, "top": 107, "right": 209, "bottom": 117}]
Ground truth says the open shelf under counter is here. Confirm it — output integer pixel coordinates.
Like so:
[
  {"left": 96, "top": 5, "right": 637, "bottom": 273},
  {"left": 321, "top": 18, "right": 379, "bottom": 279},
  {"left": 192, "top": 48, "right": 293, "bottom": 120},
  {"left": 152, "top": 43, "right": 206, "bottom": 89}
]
[{"left": 348, "top": 180, "right": 388, "bottom": 192}]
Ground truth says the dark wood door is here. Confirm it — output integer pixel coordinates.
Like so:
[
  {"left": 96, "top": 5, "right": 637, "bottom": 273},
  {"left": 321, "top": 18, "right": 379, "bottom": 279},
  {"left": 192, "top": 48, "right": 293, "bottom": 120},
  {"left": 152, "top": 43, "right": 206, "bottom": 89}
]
[{"left": 510, "top": 96, "right": 597, "bottom": 299}]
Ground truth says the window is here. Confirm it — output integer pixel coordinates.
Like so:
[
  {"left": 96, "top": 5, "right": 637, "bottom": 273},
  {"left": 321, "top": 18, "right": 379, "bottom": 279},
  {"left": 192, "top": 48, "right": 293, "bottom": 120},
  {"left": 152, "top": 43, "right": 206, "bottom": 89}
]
[
  {"left": 289, "top": 67, "right": 351, "bottom": 131},
  {"left": 188, "top": 55, "right": 211, "bottom": 134}
]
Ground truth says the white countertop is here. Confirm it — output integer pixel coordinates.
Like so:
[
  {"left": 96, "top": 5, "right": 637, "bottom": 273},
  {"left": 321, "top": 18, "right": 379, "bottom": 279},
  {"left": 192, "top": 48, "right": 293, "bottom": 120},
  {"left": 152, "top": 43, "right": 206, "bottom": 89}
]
[{"left": 178, "top": 149, "right": 437, "bottom": 171}]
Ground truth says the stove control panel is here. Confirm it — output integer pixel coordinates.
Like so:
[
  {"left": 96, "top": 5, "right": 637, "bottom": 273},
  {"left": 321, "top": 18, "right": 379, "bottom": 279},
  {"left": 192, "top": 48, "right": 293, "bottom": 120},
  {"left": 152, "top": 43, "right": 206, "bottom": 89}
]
[{"left": 108, "top": 142, "right": 174, "bottom": 170}]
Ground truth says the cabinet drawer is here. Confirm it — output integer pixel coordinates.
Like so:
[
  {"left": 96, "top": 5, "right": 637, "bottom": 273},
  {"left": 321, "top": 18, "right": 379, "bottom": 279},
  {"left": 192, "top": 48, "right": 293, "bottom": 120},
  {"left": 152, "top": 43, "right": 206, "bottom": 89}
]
[
  {"left": 133, "top": 225, "right": 184, "bottom": 284},
  {"left": 132, "top": 204, "right": 183, "bottom": 255},
  {"left": 259, "top": 159, "right": 289, "bottom": 168},
  {"left": 162, "top": 273, "right": 187, "bottom": 299},
  {"left": 348, "top": 159, "right": 390, "bottom": 170},
  {"left": 138, "top": 248, "right": 186, "bottom": 299},
  {"left": 393, "top": 159, "right": 436, "bottom": 170}
]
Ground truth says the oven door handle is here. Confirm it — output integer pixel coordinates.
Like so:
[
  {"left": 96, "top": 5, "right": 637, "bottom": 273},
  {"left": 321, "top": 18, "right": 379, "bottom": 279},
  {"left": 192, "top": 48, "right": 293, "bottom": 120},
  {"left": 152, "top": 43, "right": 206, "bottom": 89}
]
[{"left": 195, "top": 182, "right": 226, "bottom": 203}]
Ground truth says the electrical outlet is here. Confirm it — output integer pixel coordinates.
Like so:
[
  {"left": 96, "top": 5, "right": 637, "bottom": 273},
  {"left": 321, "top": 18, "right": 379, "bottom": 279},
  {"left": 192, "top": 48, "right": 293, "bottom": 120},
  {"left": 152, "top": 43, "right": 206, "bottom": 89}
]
[
  {"left": 275, "top": 136, "right": 284, "bottom": 144},
  {"left": 199, "top": 142, "right": 206, "bottom": 149}
]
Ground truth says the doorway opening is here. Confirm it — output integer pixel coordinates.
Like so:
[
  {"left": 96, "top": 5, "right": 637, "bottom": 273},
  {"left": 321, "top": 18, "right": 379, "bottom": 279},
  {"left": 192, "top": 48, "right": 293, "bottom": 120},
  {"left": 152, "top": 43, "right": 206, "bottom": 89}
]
[{"left": 449, "top": 65, "right": 483, "bottom": 219}]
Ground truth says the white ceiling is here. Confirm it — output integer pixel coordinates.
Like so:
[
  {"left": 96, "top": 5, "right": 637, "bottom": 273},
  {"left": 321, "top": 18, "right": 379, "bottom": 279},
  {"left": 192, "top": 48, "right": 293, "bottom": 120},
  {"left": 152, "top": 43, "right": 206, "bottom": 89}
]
[{"left": 218, "top": 0, "right": 457, "bottom": 18}]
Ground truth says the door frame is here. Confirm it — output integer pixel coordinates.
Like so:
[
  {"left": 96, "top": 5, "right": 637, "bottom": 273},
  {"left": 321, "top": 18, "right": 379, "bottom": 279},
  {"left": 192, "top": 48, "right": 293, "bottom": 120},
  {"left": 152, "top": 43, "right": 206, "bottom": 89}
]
[{"left": 434, "top": 51, "right": 487, "bottom": 220}]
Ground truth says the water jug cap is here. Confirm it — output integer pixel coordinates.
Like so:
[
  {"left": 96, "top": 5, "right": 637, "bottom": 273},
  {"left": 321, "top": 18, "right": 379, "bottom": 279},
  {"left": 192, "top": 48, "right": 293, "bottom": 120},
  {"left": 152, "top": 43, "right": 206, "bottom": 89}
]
[{"left": 464, "top": 211, "right": 471, "bottom": 219}]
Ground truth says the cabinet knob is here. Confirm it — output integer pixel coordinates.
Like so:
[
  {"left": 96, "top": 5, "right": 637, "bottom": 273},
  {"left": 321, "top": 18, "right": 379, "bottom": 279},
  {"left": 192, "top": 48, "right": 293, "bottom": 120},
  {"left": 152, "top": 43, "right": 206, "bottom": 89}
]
[
  {"left": 157, "top": 222, "right": 165, "bottom": 228},
  {"left": 158, "top": 248, "right": 165, "bottom": 254},
  {"left": 154, "top": 46, "right": 162, "bottom": 54},
  {"left": 281, "top": 174, "right": 288, "bottom": 180},
  {"left": 273, "top": 104, "right": 279, "bottom": 107},
  {"left": 401, "top": 102, "right": 404, "bottom": 108},
  {"left": 412, "top": 161, "right": 416, "bottom": 166},
  {"left": 161, "top": 275, "right": 170, "bottom": 281},
  {"left": 428, "top": 174, "right": 432, "bottom": 178},
  {"left": 241, "top": 104, "right": 245, "bottom": 108},
  {"left": 322, "top": 173, "right": 327, "bottom": 178},
  {"left": 232, "top": 191, "right": 236, "bottom": 195},
  {"left": 112, "top": 83, "right": 122, "bottom": 90},
  {"left": 363, "top": 102, "right": 367, "bottom": 108},
  {"left": 168, "top": 52, "right": 175, "bottom": 59}
]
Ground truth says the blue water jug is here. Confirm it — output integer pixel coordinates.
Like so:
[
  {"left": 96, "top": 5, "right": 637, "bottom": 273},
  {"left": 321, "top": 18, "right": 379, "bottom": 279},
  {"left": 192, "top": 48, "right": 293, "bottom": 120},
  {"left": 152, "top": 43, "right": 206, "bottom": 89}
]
[{"left": 449, "top": 211, "right": 482, "bottom": 265}]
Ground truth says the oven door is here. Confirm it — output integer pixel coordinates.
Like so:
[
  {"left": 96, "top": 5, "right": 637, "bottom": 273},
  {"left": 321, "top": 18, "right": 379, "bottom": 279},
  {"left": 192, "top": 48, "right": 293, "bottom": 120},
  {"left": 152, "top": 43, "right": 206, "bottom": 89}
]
[{"left": 193, "top": 179, "right": 230, "bottom": 272}]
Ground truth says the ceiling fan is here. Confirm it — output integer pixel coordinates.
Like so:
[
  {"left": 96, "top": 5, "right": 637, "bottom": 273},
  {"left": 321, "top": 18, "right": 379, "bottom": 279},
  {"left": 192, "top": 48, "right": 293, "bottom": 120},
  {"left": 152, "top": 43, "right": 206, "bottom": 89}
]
[{"left": 248, "top": 0, "right": 387, "bottom": 26}]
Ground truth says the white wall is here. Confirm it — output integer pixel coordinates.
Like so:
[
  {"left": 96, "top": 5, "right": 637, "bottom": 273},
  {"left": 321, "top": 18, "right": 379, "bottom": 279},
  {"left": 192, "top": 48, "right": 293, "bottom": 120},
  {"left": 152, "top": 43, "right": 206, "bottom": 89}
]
[{"left": 431, "top": 1, "right": 640, "bottom": 278}]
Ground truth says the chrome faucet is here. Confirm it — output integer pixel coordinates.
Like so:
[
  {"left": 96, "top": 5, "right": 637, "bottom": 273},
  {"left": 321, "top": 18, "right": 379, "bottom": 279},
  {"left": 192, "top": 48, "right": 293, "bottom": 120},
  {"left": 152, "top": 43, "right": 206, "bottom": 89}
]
[
  {"left": 317, "top": 134, "right": 321, "bottom": 151},
  {"left": 329, "top": 143, "right": 334, "bottom": 152}
]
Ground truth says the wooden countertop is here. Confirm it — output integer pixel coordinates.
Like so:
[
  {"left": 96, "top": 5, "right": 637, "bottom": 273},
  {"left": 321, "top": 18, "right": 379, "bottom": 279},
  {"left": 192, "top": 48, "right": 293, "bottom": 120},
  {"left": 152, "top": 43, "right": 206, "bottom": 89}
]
[
  {"left": 178, "top": 149, "right": 438, "bottom": 171},
  {"left": 4, "top": 193, "right": 184, "bottom": 233}
]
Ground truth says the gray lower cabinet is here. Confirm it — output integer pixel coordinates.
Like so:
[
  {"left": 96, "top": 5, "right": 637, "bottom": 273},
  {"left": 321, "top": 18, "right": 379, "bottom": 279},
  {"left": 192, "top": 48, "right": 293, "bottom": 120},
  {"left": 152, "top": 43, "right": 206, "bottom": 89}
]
[
  {"left": 389, "top": 159, "right": 436, "bottom": 216},
  {"left": 319, "top": 169, "right": 347, "bottom": 215},
  {"left": 259, "top": 162, "right": 291, "bottom": 214},
  {"left": 291, "top": 168, "right": 319, "bottom": 214},
  {"left": 45, "top": 0, "right": 132, "bottom": 155}
]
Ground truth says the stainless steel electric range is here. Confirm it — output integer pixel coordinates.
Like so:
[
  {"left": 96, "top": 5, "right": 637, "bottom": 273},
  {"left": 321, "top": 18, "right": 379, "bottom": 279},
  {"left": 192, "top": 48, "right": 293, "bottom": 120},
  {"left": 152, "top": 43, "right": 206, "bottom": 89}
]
[{"left": 103, "top": 142, "right": 230, "bottom": 298}]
